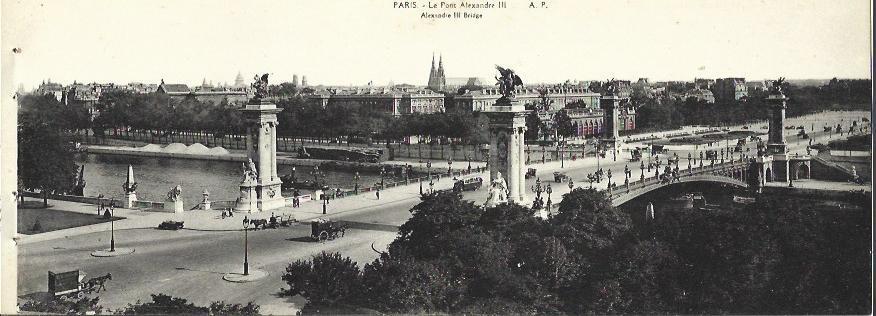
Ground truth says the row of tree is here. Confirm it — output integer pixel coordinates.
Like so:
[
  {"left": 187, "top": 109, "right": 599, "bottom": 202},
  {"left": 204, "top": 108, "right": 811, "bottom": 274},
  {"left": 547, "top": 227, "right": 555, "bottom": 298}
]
[
  {"left": 635, "top": 79, "right": 872, "bottom": 131},
  {"left": 278, "top": 188, "right": 870, "bottom": 314},
  {"left": 59, "top": 89, "right": 487, "bottom": 143},
  {"left": 20, "top": 293, "right": 260, "bottom": 315}
]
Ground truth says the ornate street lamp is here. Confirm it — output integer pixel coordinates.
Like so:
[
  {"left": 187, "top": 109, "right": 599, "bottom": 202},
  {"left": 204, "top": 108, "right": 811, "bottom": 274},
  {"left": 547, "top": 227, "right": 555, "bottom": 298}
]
[
  {"left": 558, "top": 144, "right": 564, "bottom": 168},
  {"left": 322, "top": 191, "right": 328, "bottom": 215},
  {"left": 687, "top": 152, "right": 692, "bottom": 169},
  {"left": 545, "top": 184, "right": 553, "bottom": 214},
  {"left": 108, "top": 200, "right": 115, "bottom": 252},
  {"left": 640, "top": 160, "right": 645, "bottom": 180},
  {"left": 242, "top": 219, "right": 250, "bottom": 275},
  {"left": 531, "top": 178, "right": 543, "bottom": 209},
  {"left": 607, "top": 169, "right": 613, "bottom": 192}
]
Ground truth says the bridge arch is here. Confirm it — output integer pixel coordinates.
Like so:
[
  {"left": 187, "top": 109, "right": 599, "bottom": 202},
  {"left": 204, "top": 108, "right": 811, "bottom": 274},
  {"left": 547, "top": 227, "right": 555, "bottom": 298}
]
[{"left": 612, "top": 176, "right": 748, "bottom": 206}]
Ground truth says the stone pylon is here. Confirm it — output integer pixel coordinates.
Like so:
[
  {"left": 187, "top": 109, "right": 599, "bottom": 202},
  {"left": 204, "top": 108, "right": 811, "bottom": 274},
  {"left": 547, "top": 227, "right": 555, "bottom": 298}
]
[
  {"left": 123, "top": 164, "right": 137, "bottom": 208},
  {"left": 767, "top": 90, "right": 789, "bottom": 183},
  {"left": 484, "top": 96, "right": 528, "bottom": 203},
  {"left": 236, "top": 100, "right": 285, "bottom": 212},
  {"left": 600, "top": 93, "right": 622, "bottom": 154}
]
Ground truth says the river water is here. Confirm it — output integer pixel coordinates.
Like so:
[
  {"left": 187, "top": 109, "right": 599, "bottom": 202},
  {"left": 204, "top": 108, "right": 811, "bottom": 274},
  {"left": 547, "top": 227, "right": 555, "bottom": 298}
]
[{"left": 76, "top": 154, "right": 399, "bottom": 207}]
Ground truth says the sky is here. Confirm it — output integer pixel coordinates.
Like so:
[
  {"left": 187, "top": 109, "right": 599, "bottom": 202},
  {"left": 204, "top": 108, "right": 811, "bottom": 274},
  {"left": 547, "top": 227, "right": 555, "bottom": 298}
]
[{"left": 1, "top": 0, "right": 872, "bottom": 89}]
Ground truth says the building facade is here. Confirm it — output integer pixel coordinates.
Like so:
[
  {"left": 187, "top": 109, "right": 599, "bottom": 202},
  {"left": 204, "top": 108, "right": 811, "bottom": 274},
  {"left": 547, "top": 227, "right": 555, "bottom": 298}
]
[
  {"left": 713, "top": 77, "right": 748, "bottom": 101},
  {"left": 157, "top": 80, "right": 250, "bottom": 105},
  {"left": 305, "top": 88, "right": 445, "bottom": 116}
]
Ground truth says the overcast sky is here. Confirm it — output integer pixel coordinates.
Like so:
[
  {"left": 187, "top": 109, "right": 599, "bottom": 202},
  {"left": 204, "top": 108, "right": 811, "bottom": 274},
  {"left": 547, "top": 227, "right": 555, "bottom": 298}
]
[{"left": 1, "top": 0, "right": 871, "bottom": 89}]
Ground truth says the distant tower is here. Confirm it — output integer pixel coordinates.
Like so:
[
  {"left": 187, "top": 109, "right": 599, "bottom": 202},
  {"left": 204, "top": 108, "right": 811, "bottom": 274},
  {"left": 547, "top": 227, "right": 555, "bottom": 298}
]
[
  {"left": 293, "top": 74, "right": 299, "bottom": 86},
  {"left": 437, "top": 54, "right": 446, "bottom": 90},
  {"left": 301, "top": 76, "right": 308, "bottom": 87},
  {"left": 427, "top": 53, "right": 438, "bottom": 90},
  {"left": 234, "top": 72, "right": 245, "bottom": 87}
]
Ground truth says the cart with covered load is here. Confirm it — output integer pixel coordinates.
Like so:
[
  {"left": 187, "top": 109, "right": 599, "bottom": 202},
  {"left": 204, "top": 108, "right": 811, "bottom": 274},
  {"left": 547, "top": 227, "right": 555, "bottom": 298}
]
[{"left": 311, "top": 219, "right": 348, "bottom": 242}]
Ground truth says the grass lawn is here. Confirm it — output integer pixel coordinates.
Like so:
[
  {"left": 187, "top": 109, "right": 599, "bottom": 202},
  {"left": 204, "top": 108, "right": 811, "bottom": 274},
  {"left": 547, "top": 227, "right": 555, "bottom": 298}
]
[{"left": 18, "top": 205, "right": 124, "bottom": 235}]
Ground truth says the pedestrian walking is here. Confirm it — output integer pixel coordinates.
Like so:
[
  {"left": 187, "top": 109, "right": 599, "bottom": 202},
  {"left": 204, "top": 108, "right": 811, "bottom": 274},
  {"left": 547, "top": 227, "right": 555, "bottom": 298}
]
[
  {"left": 376, "top": 189, "right": 381, "bottom": 200},
  {"left": 229, "top": 208, "right": 234, "bottom": 217}
]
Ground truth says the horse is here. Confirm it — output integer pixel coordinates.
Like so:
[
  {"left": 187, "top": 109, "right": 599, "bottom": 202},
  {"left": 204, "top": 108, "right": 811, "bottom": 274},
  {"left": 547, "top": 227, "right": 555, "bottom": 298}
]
[
  {"left": 250, "top": 219, "right": 268, "bottom": 230},
  {"left": 84, "top": 273, "right": 112, "bottom": 293}
]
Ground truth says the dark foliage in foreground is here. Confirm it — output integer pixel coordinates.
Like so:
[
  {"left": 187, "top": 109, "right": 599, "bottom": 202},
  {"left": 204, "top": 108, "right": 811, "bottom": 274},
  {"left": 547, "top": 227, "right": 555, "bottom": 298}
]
[{"left": 282, "top": 189, "right": 871, "bottom": 314}]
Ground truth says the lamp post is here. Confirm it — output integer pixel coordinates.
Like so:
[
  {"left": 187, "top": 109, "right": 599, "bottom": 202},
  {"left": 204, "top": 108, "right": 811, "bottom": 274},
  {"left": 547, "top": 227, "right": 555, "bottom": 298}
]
[
  {"left": 607, "top": 169, "right": 613, "bottom": 192},
  {"left": 558, "top": 144, "right": 564, "bottom": 168},
  {"left": 109, "top": 201, "right": 115, "bottom": 252},
  {"left": 545, "top": 184, "right": 553, "bottom": 214},
  {"left": 448, "top": 159, "right": 453, "bottom": 176},
  {"left": 640, "top": 160, "right": 645, "bottom": 181},
  {"left": 531, "top": 178, "right": 543, "bottom": 209},
  {"left": 687, "top": 152, "right": 692, "bottom": 169},
  {"left": 354, "top": 171, "right": 360, "bottom": 194},
  {"left": 380, "top": 166, "right": 386, "bottom": 189},
  {"left": 322, "top": 192, "right": 327, "bottom": 214},
  {"left": 242, "top": 219, "right": 249, "bottom": 276}
]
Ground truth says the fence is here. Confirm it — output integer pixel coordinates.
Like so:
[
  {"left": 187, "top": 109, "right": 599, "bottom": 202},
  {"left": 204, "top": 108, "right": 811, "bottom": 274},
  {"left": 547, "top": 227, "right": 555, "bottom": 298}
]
[{"left": 20, "top": 191, "right": 123, "bottom": 208}]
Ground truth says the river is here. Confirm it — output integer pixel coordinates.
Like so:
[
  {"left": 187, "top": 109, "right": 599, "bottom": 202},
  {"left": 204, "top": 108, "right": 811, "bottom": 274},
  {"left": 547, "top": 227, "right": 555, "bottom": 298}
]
[{"left": 76, "top": 154, "right": 401, "bottom": 207}]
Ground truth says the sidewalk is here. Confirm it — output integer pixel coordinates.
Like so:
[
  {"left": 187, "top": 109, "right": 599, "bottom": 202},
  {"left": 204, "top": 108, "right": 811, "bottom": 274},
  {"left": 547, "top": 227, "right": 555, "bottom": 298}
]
[{"left": 17, "top": 169, "right": 475, "bottom": 245}]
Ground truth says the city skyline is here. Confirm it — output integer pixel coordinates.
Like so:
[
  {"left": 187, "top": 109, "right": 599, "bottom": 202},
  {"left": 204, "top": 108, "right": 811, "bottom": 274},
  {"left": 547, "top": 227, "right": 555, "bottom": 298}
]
[{"left": 2, "top": 0, "right": 872, "bottom": 89}]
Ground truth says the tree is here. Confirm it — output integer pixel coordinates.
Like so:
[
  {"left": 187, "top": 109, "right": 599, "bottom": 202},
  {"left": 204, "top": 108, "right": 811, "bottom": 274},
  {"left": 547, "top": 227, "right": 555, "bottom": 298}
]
[
  {"left": 524, "top": 110, "right": 543, "bottom": 140},
  {"left": 19, "top": 296, "right": 102, "bottom": 315},
  {"left": 553, "top": 109, "right": 575, "bottom": 141},
  {"left": 117, "top": 293, "right": 260, "bottom": 315},
  {"left": 18, "top": 95, "right": 79, "bottom": 207},
  {"left": 281, "top": 251, "right": 362, "bottom": 307}
]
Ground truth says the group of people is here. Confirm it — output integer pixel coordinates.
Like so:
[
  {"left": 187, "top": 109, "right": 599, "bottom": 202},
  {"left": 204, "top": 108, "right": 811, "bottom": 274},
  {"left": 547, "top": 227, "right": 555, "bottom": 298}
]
[
  {"left": 97, "top": 201, "right": 114, "bottom": 218},
  {"left": 220, "top": 208, "right": 235, "bottom": 219}
]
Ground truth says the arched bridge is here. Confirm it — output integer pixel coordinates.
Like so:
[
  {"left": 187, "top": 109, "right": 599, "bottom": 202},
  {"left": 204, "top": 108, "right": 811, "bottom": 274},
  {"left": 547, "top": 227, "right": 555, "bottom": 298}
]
[{"left": 607, "top": 160, "right": 751, "bottom": 206}]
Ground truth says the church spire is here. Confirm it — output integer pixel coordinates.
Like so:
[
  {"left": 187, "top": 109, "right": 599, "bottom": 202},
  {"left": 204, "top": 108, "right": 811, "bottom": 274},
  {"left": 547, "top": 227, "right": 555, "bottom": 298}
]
[{"left": 428, "top": 52, "right": 438, "bottom": 89}]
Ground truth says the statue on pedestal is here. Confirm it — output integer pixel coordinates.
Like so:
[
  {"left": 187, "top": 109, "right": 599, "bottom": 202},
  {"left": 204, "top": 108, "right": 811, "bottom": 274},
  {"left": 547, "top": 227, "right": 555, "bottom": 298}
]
[
  {"left": 484, "top": 172, "right": 509, "bottom": 207},
  {"left": 494, "top": 65, "right": 523, "bottom": 99},
  {"left": 251, "top": 73, "right": 270, "bottom": 102},
  {"left": 771, "top": 77, "right": 786, "bottom": 95},
  {"left": 241, "top": 158, "right": 259, "bottom": 184},
  {"left": 603, "top": 79, "right": 619, "bottom": 96},
  {"left": 166, "top": 185, "right": 182, "bottom": 202}
]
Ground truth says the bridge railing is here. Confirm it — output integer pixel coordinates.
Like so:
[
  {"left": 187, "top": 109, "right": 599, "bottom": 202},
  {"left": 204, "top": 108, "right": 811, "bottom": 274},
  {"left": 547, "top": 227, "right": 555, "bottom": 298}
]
[{"left": 607, "top": 160, "right": 748, "bottom": 200}]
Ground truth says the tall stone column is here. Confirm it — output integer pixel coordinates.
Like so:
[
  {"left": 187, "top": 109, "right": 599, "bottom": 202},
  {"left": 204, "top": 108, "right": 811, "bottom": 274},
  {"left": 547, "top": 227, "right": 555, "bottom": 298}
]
[
  {"left": 600, "top": 91, "right": 622, "bottom": 154},
  {"left": 485, "top": 97, "right": 528, "bottom": 203},
  {"left": 238, "top": 100, "right": 284, "bottom": 212},
  {"left": 517, "top": 125, "right": 527, "bottom": 203},
  {"left": 767, "top": 88, "right": 789, "bottom": 183}
]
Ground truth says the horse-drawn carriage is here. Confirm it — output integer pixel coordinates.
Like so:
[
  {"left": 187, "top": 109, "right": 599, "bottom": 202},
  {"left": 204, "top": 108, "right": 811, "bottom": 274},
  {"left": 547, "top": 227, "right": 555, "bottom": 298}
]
[
  {"left": 553, "top": 172, "right": 568, "bottom": 183},
  {"left": 311, "top": 219, "right": 348, "bottom": 242},
  {"left": 630, "top": 148, "right": 643, "bottom": 162},
  {"left": 48, "top": 270, "right": 112, "bottom": 299}
]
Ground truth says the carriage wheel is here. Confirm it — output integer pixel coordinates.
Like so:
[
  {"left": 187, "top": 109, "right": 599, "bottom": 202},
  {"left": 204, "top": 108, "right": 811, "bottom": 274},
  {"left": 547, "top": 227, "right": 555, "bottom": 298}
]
[{"left": 318, "top": 231, "right": 329, "bottom": 242}]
